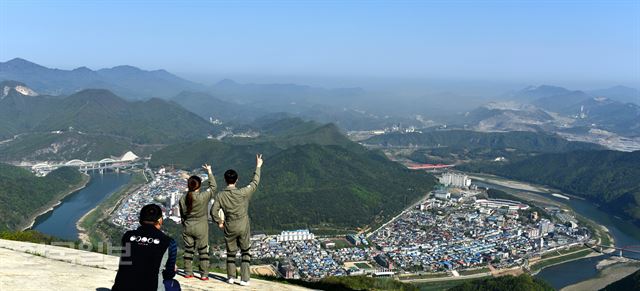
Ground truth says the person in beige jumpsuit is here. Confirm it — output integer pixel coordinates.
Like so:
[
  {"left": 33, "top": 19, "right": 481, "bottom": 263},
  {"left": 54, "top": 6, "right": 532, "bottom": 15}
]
[
  {"left": 211, "top": 154, "right": 263, "bottom": 286},
  {"left": 179, "top": 164, "right": 216, "bottom": 280}
]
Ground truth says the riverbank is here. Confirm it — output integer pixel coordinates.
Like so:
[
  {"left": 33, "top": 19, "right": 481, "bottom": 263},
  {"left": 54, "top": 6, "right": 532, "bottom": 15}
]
[
  {"left": 531, "top": 248, "right": 602, "bottom": 274},
  {"left": 19, "top": 173, "right": 91, "bottom": 231},
  {"left": 77, "top": 171, "right": 146, "bottom": 244},
  {"left": 561, "top": 259, "right": 640, "bottom": 291}
]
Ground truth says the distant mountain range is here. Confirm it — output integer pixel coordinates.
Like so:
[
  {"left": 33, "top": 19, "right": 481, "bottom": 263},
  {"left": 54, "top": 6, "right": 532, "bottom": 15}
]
[
  {"left": 462, "top": 84, "right": 640, "bottom": 138},
  {"left": 507, "top": 84, "right": 639, "bottom": 106},
  {"left": 170, "top": 91, "right": 264, "bottom": 123},
  {"left": 0, "top": 85, "right": 217, "bottom": 143},
  {"left": 589, "top": 85, "right": 640, "bottom": 105},
  {"left": 2, "top": 58, "right": 637, "bottom": 136},
  {"left": 0, "top": 58, "right": 204, "bottom": 99},
  {"left": 462, "top": 102, "right": 561, "bottom": 132},
  {"left": 1, "top": 58, "right": 416, "bottom": 130}
]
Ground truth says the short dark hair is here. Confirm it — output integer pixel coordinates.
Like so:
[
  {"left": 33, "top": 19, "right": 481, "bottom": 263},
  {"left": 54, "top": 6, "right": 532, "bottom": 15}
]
[
  {"left": 139, "top": 204, "right": 163, "bottom": 223},
  {"left": 224, "top": 169, "right": 238, "bottom": 184}
]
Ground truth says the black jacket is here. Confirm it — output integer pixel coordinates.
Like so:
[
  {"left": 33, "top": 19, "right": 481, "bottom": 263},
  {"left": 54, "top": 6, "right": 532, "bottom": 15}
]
[{"left": 112, "top": 224, "right": 177, "bottom": 291}]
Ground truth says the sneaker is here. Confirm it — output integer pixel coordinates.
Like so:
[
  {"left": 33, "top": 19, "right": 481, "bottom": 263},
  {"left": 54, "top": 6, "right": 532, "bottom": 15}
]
[
  {"left": 238, "top": 281, "right": 250, "bottom": 286},
  {"left": 200, "top": 276, "right": 209, "bottom": 281},
  {"left": 227, "top": 278, "right": 235, "bottom": 284},
  {"left": 183, "top": 274, "right": 194, "bottom": 279}
]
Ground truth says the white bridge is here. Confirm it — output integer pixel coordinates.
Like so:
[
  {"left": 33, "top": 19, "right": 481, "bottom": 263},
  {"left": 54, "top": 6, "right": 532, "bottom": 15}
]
[{"left": 31, "top": 151, "right": 142, "bottom": 176}]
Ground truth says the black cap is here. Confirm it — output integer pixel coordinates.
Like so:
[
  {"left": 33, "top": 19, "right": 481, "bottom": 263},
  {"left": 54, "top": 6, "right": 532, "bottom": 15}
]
[{"left": 139, "top": 204, "right": 163, "bottom": 223}]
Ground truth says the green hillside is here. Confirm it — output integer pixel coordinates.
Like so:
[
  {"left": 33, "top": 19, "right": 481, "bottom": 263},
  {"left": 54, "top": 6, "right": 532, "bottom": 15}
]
[
  {"left": 365, "top": 130, "right": 604, "bottom": 164},
  {"left": 250, "top": 144, "right": 434, "bottom": 232},
  {"left": 0, "top": 164, "right": 84, "bottom": 230},
  {"left": 0, "top": 88, "right": 217, "bottom": 143},
  {"left": 152, "top": 121, "right": 435, "bottom": 232},
  {"left": 233, "top": 118, "right": 362, "bottom": 152},
  {"left": 462, "top": 150, "right": 640, "bottom": 224},
  {"left": 448, "top": 274, "right": 554, "bottom": 291},
  {"left": 365, "top": 130, "right": 602, "bottom": 152}
]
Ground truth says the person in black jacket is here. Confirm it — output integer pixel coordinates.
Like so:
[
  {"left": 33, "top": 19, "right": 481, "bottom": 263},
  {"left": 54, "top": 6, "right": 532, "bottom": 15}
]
[{"left": 112, "top": 204, "right": 180, "bottom": 291}]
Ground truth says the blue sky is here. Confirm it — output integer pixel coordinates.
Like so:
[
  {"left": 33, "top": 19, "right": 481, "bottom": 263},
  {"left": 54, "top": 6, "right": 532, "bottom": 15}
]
[{"left": 0, "top": 0, "right": 638, "bottom": 88}]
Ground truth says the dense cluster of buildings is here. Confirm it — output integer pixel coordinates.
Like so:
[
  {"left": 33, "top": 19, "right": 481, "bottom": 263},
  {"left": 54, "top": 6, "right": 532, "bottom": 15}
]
[
  {"left": 250, "top": 235, "right": 346, "bottom": 279},
  {"left": 368, "top": 190, "right": 590, "bottom": 272},
  {"left": 111, "top": 169, "right": 187, "bottom": 229}
]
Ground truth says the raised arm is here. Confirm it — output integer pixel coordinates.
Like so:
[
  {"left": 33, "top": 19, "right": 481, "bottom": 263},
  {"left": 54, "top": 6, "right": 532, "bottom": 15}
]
[
  {"left": 202, "top": 163, "right": 217, "bottom": 196},
  {"left": 240, "top": 154, "right": 262, "bottom": 198}
]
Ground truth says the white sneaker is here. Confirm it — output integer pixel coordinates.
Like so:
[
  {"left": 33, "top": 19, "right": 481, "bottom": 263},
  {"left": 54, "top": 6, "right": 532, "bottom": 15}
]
[
  {"left": 227, "top": 278, "right": 235, "bottom": 284},
  {"left": 238, "top": 280, "right": 250, "bottom": 286}
]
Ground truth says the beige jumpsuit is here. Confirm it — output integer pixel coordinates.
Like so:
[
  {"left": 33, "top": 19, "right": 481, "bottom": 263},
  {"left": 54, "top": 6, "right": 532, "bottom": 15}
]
[
  {"left": 211, "top": 166, "right": 261, "bottom": 282},
  {"left": 179, "top": 172, "right": 216, "bottom": 277}
]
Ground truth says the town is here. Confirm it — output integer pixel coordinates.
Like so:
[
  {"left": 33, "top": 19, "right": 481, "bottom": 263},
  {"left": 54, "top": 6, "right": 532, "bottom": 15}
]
[{"left": 110, "top": 170, "right": 590, "bottom": 281}]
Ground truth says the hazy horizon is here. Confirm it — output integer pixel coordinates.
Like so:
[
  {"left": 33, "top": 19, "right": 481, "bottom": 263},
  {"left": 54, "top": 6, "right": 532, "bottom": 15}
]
[{"left": 1, "top": 0, "right": 639, "bottom": 91}]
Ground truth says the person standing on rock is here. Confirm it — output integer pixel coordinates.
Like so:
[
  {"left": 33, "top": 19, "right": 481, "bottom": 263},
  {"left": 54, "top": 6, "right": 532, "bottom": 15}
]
[
  {"left": 179, "top": 163, "right": 217, "bottom": 280},
  {"left": 211, "top": 154, "right": 263, "bottom": 286},
  {"left": 112, "top": 203, "right": 180, "bottom": 291}
]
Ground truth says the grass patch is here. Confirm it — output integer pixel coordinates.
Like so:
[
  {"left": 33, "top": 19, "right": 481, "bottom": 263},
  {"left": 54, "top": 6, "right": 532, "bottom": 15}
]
[
  {"left": 400, "top": 272, "right": 450, "bottom": 280},
  {"left": 531, "top": 249, "right": 593, "bottom": 272},
  {"left": 458, "top": 267, "right": 490, "bottom": 276},
  {"left": 541, "top": 246, "right": 587, "bottom": 259}
]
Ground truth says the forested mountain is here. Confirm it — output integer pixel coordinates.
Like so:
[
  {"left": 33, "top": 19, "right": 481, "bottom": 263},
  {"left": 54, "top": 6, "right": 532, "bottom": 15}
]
[
  {"left": 171, "top": 91, "right": 263, "bottom": 122},
  {"left": 0, "top": 88, "right": 217, "bottom": 143},
  {"left": 461, "top": 150, "right": 640, "bottom": 225},
  {"left": 449, "top": 274, "right": 554, "bottom": 291},
  {"left": 0, "top": 164, "right": 84, "bottom": 230},
  {"left": 365, "top": 130, "right": 604, "bottom": 164},
  {"left": 0, "top": 58, "right": 203, "bottom": 99},
  {"left": 365, "top": 130, "right": 602, "bottom": 151},
  {"left": 151, "top": 120, "right": 435, "bottom": 232}
]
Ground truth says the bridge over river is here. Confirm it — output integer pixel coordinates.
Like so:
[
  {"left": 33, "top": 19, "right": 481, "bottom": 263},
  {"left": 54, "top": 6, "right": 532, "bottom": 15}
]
[
  {"left": 585, "top": 242, "right": 640, "bottom": 260},
  {"left": 26, "top": 151, "right": 143, "bottom": 176}
]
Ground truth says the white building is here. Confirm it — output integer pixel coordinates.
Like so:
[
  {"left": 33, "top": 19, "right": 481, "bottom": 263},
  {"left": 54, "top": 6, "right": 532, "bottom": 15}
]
[
  {"left": 433, "top": 190, "right": 451, "bottom": 200},
  {"left": 475, "top": 199, "right": 530, "bottom": 211},
  {"left": 439, "top": 172, "right": 472, "bottom": 188},
  {"left": 539, "top": 219, "right": 555, "bottom": 236},
  {"left": 277, "top": 229, "right": 315, "bottom": 242}
]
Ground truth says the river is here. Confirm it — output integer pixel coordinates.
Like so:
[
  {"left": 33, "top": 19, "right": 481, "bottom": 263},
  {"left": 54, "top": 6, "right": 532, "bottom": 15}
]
[
  {"left": 32, "top": 172, "right": 131, "bottom": 241},
  {"left": 475, "top": 180, "right": 640, "bottom": 289}
]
